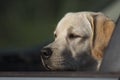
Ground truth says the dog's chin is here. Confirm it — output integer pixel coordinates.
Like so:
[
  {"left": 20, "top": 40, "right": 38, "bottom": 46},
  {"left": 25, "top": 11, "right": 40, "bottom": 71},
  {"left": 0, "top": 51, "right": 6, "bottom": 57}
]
[
  {"left": 43, "top": 64, "right": 75, "bottom": 71},
  {"left": 41, "top": 61, "right": 63, "bottom": 71},
  {"left": 41, "top": 58, "right": 51, "bottom": 71},
  {"left": 41, "top": 59, "right": 72, "bottom": 71},
  {"left": 44, "top": 64, "right": 52, "bottom": 71}
]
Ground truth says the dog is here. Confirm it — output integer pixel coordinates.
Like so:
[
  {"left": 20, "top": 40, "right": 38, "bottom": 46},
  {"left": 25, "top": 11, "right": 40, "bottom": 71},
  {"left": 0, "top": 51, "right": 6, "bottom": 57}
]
[{"left": 41, "top": 12, "right": 115, "bottom": 71}]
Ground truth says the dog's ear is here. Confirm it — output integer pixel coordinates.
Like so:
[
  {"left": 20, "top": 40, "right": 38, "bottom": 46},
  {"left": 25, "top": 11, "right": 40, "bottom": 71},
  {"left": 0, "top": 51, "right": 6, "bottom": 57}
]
[{"left": 88, "top": 13, "right": 115, "bottom": 61}]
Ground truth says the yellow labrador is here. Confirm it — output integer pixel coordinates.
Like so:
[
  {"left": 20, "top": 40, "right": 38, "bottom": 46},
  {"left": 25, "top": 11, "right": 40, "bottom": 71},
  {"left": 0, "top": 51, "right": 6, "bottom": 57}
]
[{"left": 41, "top": 12, "right": 115, "bottom": 71}]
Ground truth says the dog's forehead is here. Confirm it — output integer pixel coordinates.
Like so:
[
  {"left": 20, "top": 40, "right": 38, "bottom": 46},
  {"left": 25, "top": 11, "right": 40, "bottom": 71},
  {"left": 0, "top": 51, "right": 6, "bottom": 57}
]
[{"left": 55, "top": 12, "right": 92, "bottom": 35}]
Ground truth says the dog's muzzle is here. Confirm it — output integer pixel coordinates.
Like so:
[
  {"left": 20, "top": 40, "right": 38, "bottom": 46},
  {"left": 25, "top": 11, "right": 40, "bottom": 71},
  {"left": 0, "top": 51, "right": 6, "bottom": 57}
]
[{"left": 41, "top": 48, "right": 52, "bottom": 70}]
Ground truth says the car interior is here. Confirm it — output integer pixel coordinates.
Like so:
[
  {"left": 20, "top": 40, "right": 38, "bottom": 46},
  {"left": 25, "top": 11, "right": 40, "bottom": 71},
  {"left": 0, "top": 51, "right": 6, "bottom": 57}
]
[{"left": 0, "top": 0, "right": 120, "bottom": 80}]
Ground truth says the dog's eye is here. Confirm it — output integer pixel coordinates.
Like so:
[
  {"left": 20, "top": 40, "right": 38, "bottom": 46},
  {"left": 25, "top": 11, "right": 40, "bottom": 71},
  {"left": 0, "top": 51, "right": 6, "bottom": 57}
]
[
  {"left": 54, "top": 34, "right": 57, "bottom": 38},
  {"left": 68, "top": 33, "right": 81, "bottom": 39}
]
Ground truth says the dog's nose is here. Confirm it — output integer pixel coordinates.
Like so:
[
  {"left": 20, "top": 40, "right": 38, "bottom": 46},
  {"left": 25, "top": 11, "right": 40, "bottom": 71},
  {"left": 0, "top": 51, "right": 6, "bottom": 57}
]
[{"left": 41, "top": 48, "right": 52, "bottom": 59}]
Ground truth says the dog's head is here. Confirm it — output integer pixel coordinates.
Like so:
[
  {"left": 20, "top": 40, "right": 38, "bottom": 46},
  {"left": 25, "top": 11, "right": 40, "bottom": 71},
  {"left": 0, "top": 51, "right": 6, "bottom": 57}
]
[{"left": 41, "top": 12, "right": 115, "bottom": 71}]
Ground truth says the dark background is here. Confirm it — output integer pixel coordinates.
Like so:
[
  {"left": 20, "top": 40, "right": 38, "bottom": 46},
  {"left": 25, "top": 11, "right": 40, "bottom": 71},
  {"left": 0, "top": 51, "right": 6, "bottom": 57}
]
[
  {"left": 0, "top": 0, "right": 119, "bottom": 71},
  {"left": 0, "top": 0, "right": 116, "bottom": 48}
]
